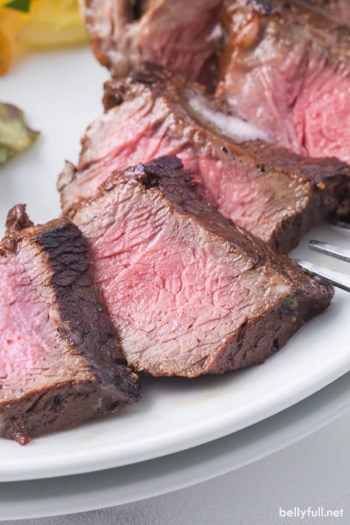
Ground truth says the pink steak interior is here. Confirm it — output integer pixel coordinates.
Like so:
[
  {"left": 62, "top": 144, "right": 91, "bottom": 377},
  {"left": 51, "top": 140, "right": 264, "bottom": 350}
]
[
  {"left": 0, "top": 255, "right": 54, "bottom": 383},
  {"left": 79, "top": 179, "right": 290, "bottom": 374}
]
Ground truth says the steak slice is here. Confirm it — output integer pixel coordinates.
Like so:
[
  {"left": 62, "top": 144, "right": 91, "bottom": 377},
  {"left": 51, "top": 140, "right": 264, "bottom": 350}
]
[
  {"left": 81, "top": 0, "right": 222, "bottom": 84},
  {"left": 0, "top": 205, "right": 140, "bottom": 444},
  {"left": 217, "top": 0, "right": 350, "bottom": 164},
  {"left": 70, "top": 156, "right": 334, "bottom": 378},
  {"left": 58, "top": 66, "right": 350, "bottom": 253}
]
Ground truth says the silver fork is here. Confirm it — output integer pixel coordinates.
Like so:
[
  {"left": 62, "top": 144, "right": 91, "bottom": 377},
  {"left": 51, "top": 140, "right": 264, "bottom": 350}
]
[{"left": 297, "top": 221, "right": 350, "bottom": 292}]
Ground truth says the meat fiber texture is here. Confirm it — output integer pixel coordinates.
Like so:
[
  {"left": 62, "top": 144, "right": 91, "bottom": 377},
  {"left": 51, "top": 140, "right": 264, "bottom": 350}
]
[
  {"left": 81, "top": 0, "right": 222, "bottom": 85},
  {"left": 295, "top": 0, "right": 350, "bottom": 26},
  {"left": 217, "top": 0, "right": 350, "bottom": 165},
  {"left": 58, "top": 65, "right": 350, "bottom": 254},
  {"left": 0, "top": 205, "right": 140, "bottom": 444},
  {"left": 69, "top": 156, "right": 334, "bottom": 378}
]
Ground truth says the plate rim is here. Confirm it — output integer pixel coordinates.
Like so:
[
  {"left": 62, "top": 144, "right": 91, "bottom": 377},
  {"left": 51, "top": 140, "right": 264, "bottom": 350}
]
[
  {"left": 1, "top": 371, "right": 350, "bottom": 521},
  {"left": 1, "top": 343, "right": 349, "bottom": 482}
]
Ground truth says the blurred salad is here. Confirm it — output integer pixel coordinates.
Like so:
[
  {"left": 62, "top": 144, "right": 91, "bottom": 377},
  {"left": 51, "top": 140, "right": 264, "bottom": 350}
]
[
  {"left": 0, "top": 102, "right": 39, "bottom": 164},
  {"left": 0, "top": 0, "right": 88, "bottom": 75},
  {"left": 0, "top": 0, "right": 87, "bottom": 164}
]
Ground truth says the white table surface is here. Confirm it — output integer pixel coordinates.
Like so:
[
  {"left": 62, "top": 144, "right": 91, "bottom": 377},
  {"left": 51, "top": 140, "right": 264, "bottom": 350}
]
[{"left": 1, "top": 408, "right": 349, "bottom": 525}]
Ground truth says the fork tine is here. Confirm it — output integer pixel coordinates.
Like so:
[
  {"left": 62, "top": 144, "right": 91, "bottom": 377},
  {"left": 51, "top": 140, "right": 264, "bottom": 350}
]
[
  {"left": 308, "top": 240, "right": 350, "bottom": 263},
  {"left": 333, "top": 220, "right": 350, "bottom": 232},
  {"left": 296, "top": 259, "right": 350, "bottom": 292}
]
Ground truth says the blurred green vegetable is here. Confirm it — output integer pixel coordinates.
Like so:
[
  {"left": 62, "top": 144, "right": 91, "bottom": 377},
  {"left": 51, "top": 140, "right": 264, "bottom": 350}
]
[
  {"left": 0, "top": 101, "right": 39, "bottom": 165},
  {"left": 2, "top": 0, "right": 31, "bottom": 13}
]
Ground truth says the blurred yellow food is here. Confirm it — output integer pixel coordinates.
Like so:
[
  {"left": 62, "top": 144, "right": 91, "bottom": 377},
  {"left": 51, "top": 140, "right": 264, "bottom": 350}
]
[
  {"left": 0, "top": 27, "right": 11, "bottom": 74},
  {"left": 0, "top": 0, "right": 88, "bottom": 74}
]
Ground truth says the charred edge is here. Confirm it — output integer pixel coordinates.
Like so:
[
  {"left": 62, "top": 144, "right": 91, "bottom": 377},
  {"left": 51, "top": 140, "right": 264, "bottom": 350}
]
[
  {"left": 103, "top": 79, "right": 129, "bottom": 109},
  {"left": 0, "top": 205, "right": 35, "bottom": 256},
  {"left": 104, "top": 64, "right": 170, "bottom": 110},
  {"left": 5, "top": 204, "right": 34, "bottom": 233},
  {"left": 271, "top": 338, "right": 280, "bottom": 352},
  {"left": 35, "top": 220, "right": 129, "bottom": 364},
  {"left": 0, "top": 237, "right": 17, "bottom": 256},
  {"left": 131, "top": 0, "right": 144, "bottom": 20},
  {"left": 251, "top": 0, "right": 281, "bottom": 14},
  {"left": 36, "top": 220, "right": 90, "bottom": 287},
  {"left": 140, "top": 157, "right": 184, "bottom": 191},
  {"left": 130, "top": 62, "right": 170, "bottom": 85},
  {"left": 142, "top": 171, "right": 160, "bottom": 189}
]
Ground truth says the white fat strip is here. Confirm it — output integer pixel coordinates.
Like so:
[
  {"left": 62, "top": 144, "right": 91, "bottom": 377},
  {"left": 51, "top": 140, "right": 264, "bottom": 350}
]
[{"left": 188, "top": 95, "right": 267, "bottom": 142}]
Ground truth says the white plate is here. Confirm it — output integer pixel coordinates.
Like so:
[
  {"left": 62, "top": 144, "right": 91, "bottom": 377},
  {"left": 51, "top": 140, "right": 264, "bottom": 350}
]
[
  {"left": 1, "top": 371, "right": 350, "bottom": 521},
  {"left": 1, "top": 48, "right": 350, "bottom": 482}
]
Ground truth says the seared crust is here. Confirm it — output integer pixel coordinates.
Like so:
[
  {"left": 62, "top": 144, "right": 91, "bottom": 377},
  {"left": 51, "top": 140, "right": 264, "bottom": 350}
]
[
  {"left": 287, "top": 0, "right": 350, "bottom": 27},
  {"left": 71, "top": 156, "right": 334, "bottom": 377},
  {"left": 59, "top": 64, "right": 350, "bottom": 253},
  {"left": 0, "top": 205, "right": 140, "bottom": 444}
]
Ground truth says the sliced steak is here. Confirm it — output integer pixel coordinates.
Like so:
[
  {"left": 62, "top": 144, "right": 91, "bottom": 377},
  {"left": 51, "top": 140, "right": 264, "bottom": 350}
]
[
  {"left": 58, "top": 66, "right": 350, "bottom": 253},
  {"left": 69, "top": 156, "right": 334, "bottom": 378},
  {"left": 82, "top": 0, "right": 223, "bottom": 83},
  {"left": 0, "top": 205, "right": 140, "bottom": 444},
  {"left": 217, "top": 0, "right": 350, "bottom": 164}
]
